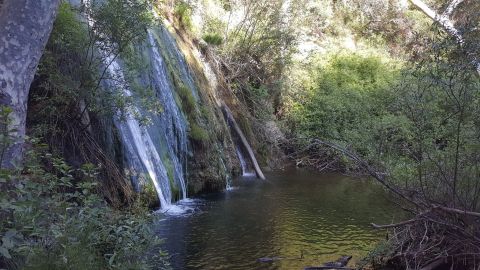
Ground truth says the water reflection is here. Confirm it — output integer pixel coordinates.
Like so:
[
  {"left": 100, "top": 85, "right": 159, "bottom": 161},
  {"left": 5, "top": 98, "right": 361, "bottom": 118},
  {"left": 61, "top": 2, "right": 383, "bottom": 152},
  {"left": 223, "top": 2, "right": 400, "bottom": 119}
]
[{"left": 155, "top": 169, "right": 400, "bottom": 269}]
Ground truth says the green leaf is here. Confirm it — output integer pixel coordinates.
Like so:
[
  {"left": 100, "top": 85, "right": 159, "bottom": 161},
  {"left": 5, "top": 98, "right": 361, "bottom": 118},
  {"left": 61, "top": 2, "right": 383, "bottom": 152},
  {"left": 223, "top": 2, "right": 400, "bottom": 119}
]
[
  {"left": 108, "top": 252, "right": 117, "bottom": 266},
  {"left": 0, "top": 246, "right": 11, "bottom": 259},
  {"left": 2, "top": 230, "right": 17, "bottom": 249}
]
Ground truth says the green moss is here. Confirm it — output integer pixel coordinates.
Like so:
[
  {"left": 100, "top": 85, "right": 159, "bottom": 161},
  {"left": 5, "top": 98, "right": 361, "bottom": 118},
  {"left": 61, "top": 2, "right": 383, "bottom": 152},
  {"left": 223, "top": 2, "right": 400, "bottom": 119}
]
[
  {"left": 0, "top": 151, "right": 168, "bottom": 269},
  {"left": 139, "top": 179, "right": 159, "bottom": 208},
  {"left": 163, "top": 156, "right": 180, "bottom": 201},
  {"left": 237, "top": 114, "right": 254, "bottom": 142},
  {"left": 168, "top": 72, "right": 211, "bottom": 145},
  {"left": 177, "top": 82, "right": 196, "bottom": 115},
  {"left": 189, "top": 123, "right": 209, "bottom": 142},
  {"left": 174, "top": 2, "right": 193, "bottom": 31}
]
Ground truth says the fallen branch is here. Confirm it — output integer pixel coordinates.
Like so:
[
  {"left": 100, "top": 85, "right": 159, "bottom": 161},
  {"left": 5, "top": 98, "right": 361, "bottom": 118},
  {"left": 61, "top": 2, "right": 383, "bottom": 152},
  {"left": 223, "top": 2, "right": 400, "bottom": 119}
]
[
  {"left": 420, "top": 258, "right": 447, "bottom": 270},
  {"left": 432, "top": 205, "right": 480, "bottom": 218},
  {"left": 300, "top": 138, "right": 480, "bottom": 269},
  {"left": 221, "top": 103, "right": 265, "bottom": 180},
  {"left": 371, "top": 219, "right": 417, "bottom": 229},
  {"left": 304, "top": 267, "right": 353, "bottom": 270}
]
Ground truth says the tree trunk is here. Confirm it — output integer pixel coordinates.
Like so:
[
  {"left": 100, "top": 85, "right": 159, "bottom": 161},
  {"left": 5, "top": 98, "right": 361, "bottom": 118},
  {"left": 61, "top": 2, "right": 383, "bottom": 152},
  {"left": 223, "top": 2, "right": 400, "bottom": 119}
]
[
  {"left": 0, "top": 0, "right": 60, "bottom": 168},
  {"left": 408, "top": 0, "right": 480, "bottom": 74},
  {"left": 221, "top": 103, "right": 266, "bottom": 180}
]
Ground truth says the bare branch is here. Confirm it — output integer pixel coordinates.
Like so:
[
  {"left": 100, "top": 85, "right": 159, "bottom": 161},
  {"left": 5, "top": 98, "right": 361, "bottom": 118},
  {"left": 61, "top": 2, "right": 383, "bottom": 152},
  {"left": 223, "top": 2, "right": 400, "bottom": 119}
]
[
  {"left": 371, "top": 219, "right": 417, "bottom": 229},
  {"left": 432, "top": 205, "right": 480, "bottom": 218}
]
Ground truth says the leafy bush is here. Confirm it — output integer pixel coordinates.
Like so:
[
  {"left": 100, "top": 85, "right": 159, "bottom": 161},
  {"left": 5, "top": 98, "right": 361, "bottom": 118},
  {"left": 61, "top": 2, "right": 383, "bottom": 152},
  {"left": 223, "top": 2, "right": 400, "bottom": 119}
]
[
  {"left": 202, "top": 33, "right": 223, "bottom": 46},
  {"left": 91, "top": 0, "right": 153, "bottom": 53},
  {"left": 287, "top": 52, "right": 400, "bottom": 156},
  {"left": 189, "top": 123, "right": 209, "bottom": 142},
  {"left": 174, "top": 2, "right": 193, "bottom": 31},
  {"left": 0, "top": 145, "right": 170, "bottom": 269}
]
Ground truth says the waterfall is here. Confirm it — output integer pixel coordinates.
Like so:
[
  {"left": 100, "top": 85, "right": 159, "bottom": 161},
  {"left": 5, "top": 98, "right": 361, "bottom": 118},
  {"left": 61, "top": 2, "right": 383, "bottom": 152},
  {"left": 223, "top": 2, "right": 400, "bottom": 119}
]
[
  {"left": 146, "top": 30, "right": 189, "bottom": 200},
  {"left": 235, "top": 145, "right": 255, "bottom": 177},
  {"left": 156, "top": 26, "right": 199, "bottom": 101},
  {"left": 97, "top": 52, "right": 173, "bottom": 208},
  {"left": 222, "top": 104, "right": 266, "bottom": 179},
  {"left": 77, "top": 0, "right": 198, "bottom": 211},
  {"left": 103, "top": 32, "right": 192, "bottom": 210}
]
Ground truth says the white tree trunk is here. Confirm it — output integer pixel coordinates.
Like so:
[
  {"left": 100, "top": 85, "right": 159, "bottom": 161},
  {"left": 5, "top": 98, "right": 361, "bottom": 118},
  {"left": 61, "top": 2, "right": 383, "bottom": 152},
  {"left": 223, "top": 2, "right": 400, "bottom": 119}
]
[
  {"left": 0, "top": 0, "right": 60, "bottom": 168},
  {"left": 408, "top": 0, "right": 480, "bottom": 74}
]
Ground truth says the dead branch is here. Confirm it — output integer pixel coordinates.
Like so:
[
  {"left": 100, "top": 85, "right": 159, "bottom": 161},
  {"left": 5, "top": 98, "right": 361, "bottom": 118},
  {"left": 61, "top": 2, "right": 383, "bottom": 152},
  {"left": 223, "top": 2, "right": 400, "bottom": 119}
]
[
  {"left": 294, "top": 137, "right": 480, "bottom": 268},
  {"left": 432, "top": 205, "right": 480, "bottom": 218},
  {"left": 371, "top": 219, "right": 417, "bottom": 229}
]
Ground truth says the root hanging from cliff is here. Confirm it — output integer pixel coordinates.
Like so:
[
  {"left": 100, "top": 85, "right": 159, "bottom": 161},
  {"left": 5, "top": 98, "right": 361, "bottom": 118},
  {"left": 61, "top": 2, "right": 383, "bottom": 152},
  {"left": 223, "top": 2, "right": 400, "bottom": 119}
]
[{"left": 73, "top": 127, "right": 135, "bottom": 207}]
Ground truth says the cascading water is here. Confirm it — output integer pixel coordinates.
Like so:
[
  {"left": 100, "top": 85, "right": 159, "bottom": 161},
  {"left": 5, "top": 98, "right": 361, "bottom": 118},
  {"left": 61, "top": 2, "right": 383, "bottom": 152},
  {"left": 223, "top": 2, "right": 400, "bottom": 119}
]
[
  {"left": 88, "top": 13, "right": 195, "bottom": 211},
  {"left": 80, "top": 0, "right": 173, "bottom": 208},
  {"left": 235, "top": 144, "right": 256, "bottom": 177},
  {"left": 145, "top": 30, "right": 189, "bottom": 201},
  {"left": 155, "top": 26, "right": 199, "bottom": 101},
  {"left": 83, "top": 1, "right": 237, "bottom": 205},
  {"left": 110, "top": 33, "right": 193, "bottom": 211},
  {"left": 222, "top": 104, "right": 264, "bottom": 179},
  {"left": 223, "top": 108, "right": 255, "bottom": 177},
  {"left": 104, "top": 55, "right": 181, "bottom": 210}
]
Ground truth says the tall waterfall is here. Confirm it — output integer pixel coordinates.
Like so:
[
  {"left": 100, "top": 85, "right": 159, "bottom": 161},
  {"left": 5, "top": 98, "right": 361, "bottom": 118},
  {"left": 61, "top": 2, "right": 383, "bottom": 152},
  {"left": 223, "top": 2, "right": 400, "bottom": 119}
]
[
  {"left": 105, "top": 29, "right": 197, "bottom": 210},
  {"left": 77, "top": 1, "right": 199, "bottom": 210}
]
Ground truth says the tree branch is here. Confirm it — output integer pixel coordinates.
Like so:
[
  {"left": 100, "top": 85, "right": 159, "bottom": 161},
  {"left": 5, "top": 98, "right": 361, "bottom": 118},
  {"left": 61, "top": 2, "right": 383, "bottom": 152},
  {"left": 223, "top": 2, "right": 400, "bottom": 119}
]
[
  {"left": 432, "top": 205, "right": 480, "bottom": 218},
  {"left": 408, "top": 0, "right": 480, "bottom": 74},
  {"left": 443, "top": 0, "right": 464, "bottom": 17},
  {"left": 371, "top": 219, "right": 417, "bottom": 229}
]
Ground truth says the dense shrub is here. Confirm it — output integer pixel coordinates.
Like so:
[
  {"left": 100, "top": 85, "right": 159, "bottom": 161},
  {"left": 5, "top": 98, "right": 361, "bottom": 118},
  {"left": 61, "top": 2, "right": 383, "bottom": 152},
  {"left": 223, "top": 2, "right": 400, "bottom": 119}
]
[
  {"left": 174, "top": 2, "right": 193, "bottom": 31},
  {"left": 202, "top": 33, "right": 223, "bottom": 46},
  {"left": 287, "top": 52, "right": 400, "bottom": 157},
  {"left": 0, "top": 142, "right": 170, "bottom": 269}
]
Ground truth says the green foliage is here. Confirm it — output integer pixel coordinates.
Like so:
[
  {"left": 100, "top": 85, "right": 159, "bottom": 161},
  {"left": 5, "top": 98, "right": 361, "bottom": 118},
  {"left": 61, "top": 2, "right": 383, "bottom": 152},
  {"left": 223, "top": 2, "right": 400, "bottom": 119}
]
[
  {"left": 286, "top": 28, "right": 480, "bottom": 213},
  {"left": 0, "top": 146, "right": 170, "bottom": 269},
  {"left": 139, "top": 180, "right": 160, "bottom": 208},
  {"left": 384, "top": 35, "right": 480, "bottom": 206},
  {"left": 176, "top": 83, "right": 196, "bottom": 115},
  {"left": 287, "top": 52, "right": 400, "bottom": 157},
  {"left": 30, "top": 0, "right": 156, "bottom": 137},
  {"left": 202, "top": 33, "right": 223, "bottom": 46},
  {"left": 199, "top": 0, "right": 299, "bottom": 117},
  {"left": 189, "top": 123, "right": 209, "bottom": 142},
  {"left": 91, "top": 0, "right": 153, "bottom": 53},
  {"left": 174, "top": 2, "right": 193, "bottom": 31},
  {"left": 0, "top": 106, "right": 14, "bottom": 167}
]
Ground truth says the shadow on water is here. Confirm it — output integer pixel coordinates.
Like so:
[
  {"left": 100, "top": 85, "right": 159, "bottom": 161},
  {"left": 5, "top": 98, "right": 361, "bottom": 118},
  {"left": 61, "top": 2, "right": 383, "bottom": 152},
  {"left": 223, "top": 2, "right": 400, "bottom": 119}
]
[{"left": 154, "top": 169, "right": 400, "bottom": 270}]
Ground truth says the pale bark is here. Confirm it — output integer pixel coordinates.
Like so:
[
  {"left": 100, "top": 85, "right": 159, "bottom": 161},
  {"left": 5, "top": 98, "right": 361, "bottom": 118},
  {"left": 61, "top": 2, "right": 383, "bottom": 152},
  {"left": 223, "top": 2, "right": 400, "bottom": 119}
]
[
  {"left": 222, "top": 103, "right": 266, "bottom": 180},
  {"left": 443, "top": 0, "right": 464, "bottom": 17},
  {"left": 408, "top": 0, "right": 480, "bottom": 74},
  {"left": 0, "top": 0, "right": 60, "bottom": 168}
]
